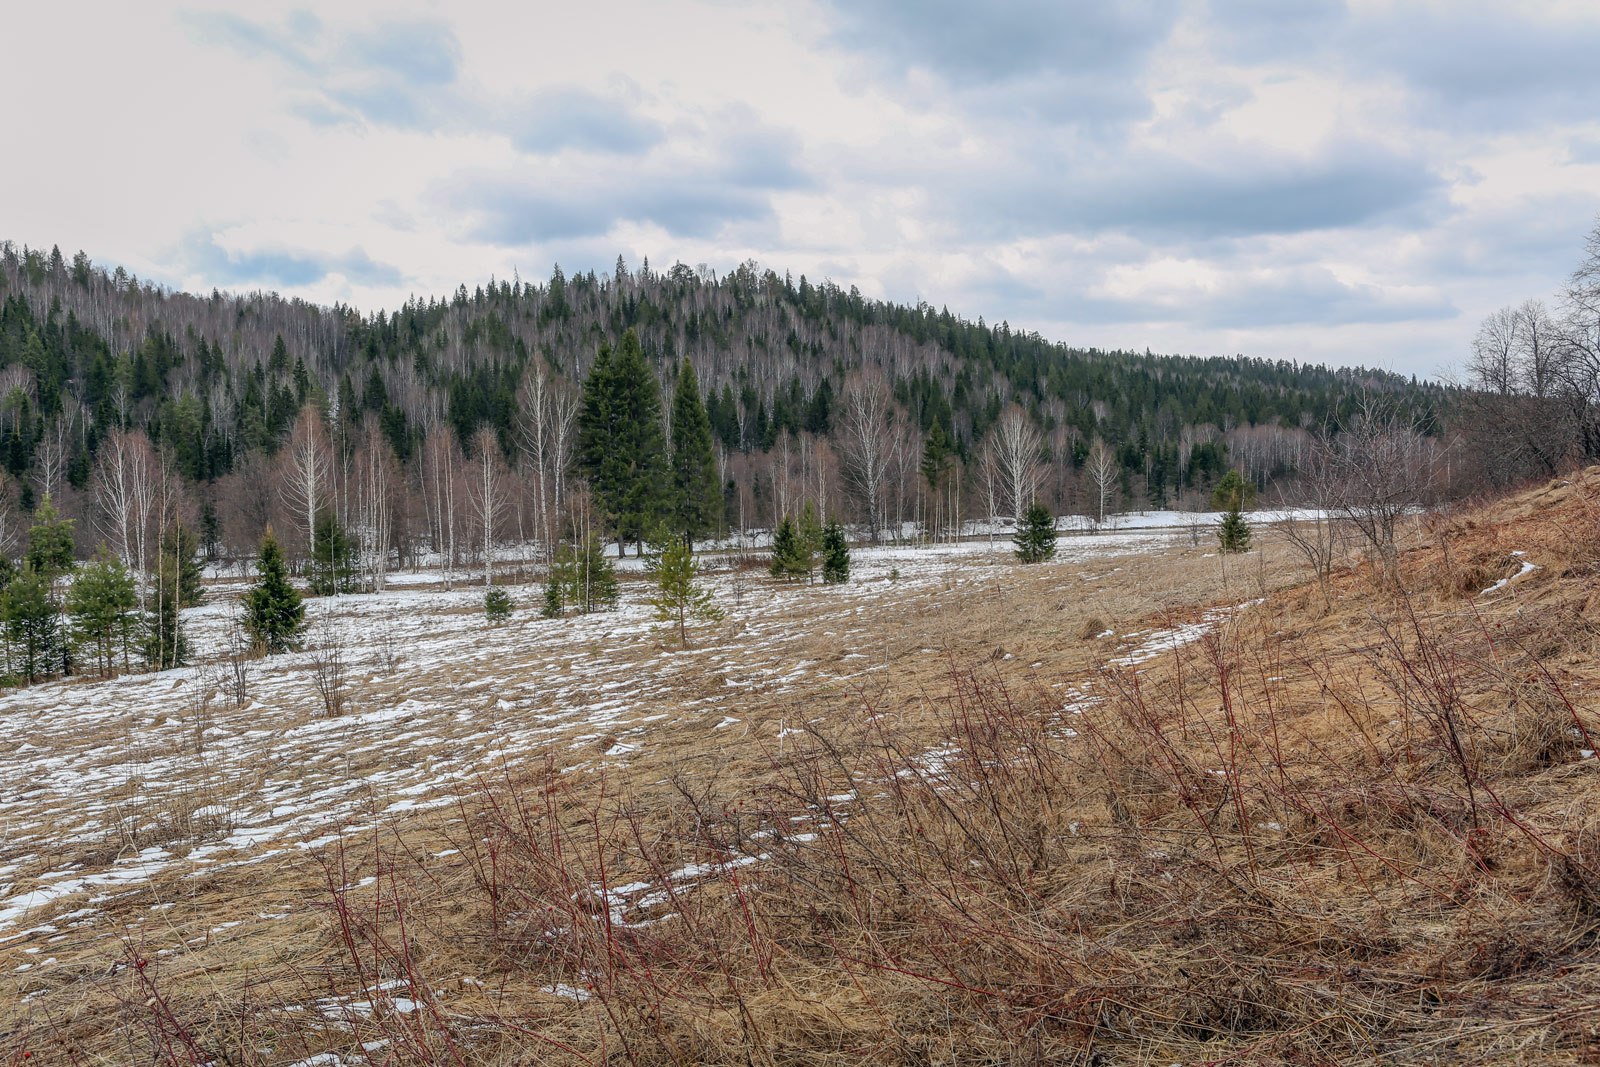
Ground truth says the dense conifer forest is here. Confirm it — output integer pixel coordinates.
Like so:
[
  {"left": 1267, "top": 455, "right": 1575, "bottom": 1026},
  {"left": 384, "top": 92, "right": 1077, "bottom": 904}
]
[{"left": 0, "top": 240, "right": 1447, "bottom": 573}]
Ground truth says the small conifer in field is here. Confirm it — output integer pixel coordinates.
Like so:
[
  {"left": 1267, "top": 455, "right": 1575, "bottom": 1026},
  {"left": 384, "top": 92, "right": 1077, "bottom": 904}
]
[
  {"left": 484, "top": 586, "right": 514, "bottom": 623},
  {"left": 822, "top": 520, "right": 850, "bottom": 584},
  {"left": 1014, "top": 500, "right": 1058, "bottom": 563},
  {"left": 243, "top": 529, "right": 305, "bottom": 654},
  {"left": 1218, "top": 507, "right": 1253, "bottom": 553},
  {"left": 770, "top": 516, "right": 809, "bottom": 581},
  {"left": 541, "top": 574, "right": 563, "bottom": 618},
  {"left": 647, "top": 534, "right": 723, "bottom": 646}
]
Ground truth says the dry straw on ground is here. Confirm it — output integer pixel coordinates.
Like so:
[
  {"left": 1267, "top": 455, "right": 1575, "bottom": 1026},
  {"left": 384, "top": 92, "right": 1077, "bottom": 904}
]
[{"left": 5, "top": 483, "right": 1600, "bottom": 1064}]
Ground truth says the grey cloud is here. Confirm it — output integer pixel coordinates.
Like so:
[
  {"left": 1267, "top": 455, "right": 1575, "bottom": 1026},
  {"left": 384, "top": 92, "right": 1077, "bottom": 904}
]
[
  {"left": 824, "top": 0, "right": 1177, "bottom": 134},
  {"left": 178, "top": 231, "right": 403, "bottom": 288},
  {"left": 1021, "top": 266, "right": 1455, "bottom": 330},
  {"left": 341, "top": 19, "right": 460, "bottom": 86},
  {"left": 1187, "top": 267, "right": 1455, "bottom": 329},
  {"left": 952, "top": 144, "right": 1443, "bottom": 241},
  {"left": 1415, "top": 195, "right": 1599, "bottom": 281},
  {"left": 183, "top": 10, "right": 462, "bottom": 131},
  {"left": 1358, "top": 8, "right": 1600, "bottom": 125},
  {"left": 509, "top": 88, "right": 664, "bottom": 154},
  {"left": 830, "top": 0, "right": 1179, "bottom": 87},
  {"left": 436, "top": 173, "right": 775, "bottom": 244}
]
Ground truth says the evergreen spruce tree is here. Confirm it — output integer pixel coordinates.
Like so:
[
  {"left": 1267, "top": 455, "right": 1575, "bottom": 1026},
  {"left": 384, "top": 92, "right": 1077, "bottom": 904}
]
[
  {"left": 68, "top": 546, "right": 138, "bottom": 677},
  {"left": 822, "top": 520, "right": 850, "bottom": 584},
  {"left": 25, "top": 494, "right": 75, "bottom": 577},
  {"left": 243, "top": 529, "right": 305, "bottom": 654},
  {"left": 159, "top": 521, "right": 206, "bottom": 607},
  {"left": 1212, "top": 469, "right": 1253, "bottom": 554},
  {"left": 1014, "top": 500, "right": 1058, "bottom": 563},
  {"left": 557, "top": 535, "right": 619, "bottom": 613},
  {"left": 577, "top": 329, "right": 668, "bottom": 554},
  {"left": 669, "top": 359, "right": 721, "bottom": 547},
  {"left": 647, "top": 534, "right": 723, "bottom": 646},
  {"left": 541, "top": 572, "right": 564, "bottom": 618},
  {"left": 2, "top": 565, "right": 61, "bottom": 682},
  {"left": 308, "top": 512, "right": 359, "bottom": 594},
  {"left": 1217, "top": 508, "right": 1253, "bottom": 553},
  {"left": 769, "top": 515, "right": 809, "bottom": 580},
  {"left": 484, "top": 586, "right": 514, "bottom": 623},
  {"left": 799, "top": 501, "right": 823, "bottom": 583}
]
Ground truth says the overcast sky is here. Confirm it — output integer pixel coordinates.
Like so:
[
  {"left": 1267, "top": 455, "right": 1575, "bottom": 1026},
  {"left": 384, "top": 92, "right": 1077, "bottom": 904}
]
[{"left": 8, "top": 1, "right": 1600, "bottom": 379}]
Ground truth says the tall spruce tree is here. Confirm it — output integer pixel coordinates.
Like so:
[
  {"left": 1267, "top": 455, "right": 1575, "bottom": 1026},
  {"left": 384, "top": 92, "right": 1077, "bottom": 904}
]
[
  {"left": 1014, "top": 500, "right": 1058, "bottom": 563},
  {"left": 670, "top": 359, "right": 721, "bottom": 548},
  {"left": 770, "top": 515, "right": 809, "bottom": 580},
  {"left": 578, "top": 330, "right": 668, "bottom": 554},
  {"left": 822, "top": 520, "right": 850, "bottom": 584},
  {"left": 68, "top": 546, "right": 138, "bottom": 677},
  {"left": 25, "top": 494, "right": 75, "bottom": 577},
  {"left": 3, "top": 565, "right": 62, "bottom": 682},
  {"left": 243, "top": 529, "right": 305, "bottom": 654}
]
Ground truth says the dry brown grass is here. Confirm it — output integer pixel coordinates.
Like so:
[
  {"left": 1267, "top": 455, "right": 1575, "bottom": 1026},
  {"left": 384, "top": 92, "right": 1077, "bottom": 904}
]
[{"left": 9, "top": 488, "right": 1600, "bottom": 1064}]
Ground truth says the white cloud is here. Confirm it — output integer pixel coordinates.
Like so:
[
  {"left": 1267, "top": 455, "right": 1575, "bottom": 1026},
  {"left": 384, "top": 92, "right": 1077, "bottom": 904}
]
[{"left": 3, "top": 0, "right": 1598, "bottom": 377}]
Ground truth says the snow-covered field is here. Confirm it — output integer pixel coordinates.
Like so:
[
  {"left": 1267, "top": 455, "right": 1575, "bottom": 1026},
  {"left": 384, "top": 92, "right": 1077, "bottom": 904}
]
[{"left": 0, "top": 526, "right": 1218, "bottom": 945}]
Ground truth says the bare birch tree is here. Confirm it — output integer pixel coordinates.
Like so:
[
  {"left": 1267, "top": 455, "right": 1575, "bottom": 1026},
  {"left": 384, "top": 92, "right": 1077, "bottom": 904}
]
[
  {"left": 421, "top": 427, "right": 461, "bottom": 590},
  {"left": 355, "top": 420, "right": 398, "bottom": 591},
  {"left": 988, "top": 407, "right": 1044, "bottom": 524},
  {"left": 469, "top": 427, "right": 506, "bottom": 586},
  {"left": 280, "top": 406, "right": 331, "bottom": 567},
  {"left": 1086, "top": 436, "right": 1118, "bottom": 527},
  {"left": 93, "top": 427, "right": 159, "bottom": 599},
  {"left": 518, "top": 366, "right": 578, "bottom": 565},
  {"left": 838, "top": 376, "right": 894, "bottom": 540}
]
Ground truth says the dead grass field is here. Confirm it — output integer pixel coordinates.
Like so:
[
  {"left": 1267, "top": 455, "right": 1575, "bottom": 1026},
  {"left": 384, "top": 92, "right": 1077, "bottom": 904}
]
[{"left": 3, "top": 484, "right": 1600, "bottom": 1065}]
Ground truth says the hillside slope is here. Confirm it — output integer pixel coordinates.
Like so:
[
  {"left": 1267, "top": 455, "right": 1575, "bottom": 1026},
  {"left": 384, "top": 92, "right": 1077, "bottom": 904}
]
[{"left": 2, "top": 475, "right": 1597, "bottom": 1063}]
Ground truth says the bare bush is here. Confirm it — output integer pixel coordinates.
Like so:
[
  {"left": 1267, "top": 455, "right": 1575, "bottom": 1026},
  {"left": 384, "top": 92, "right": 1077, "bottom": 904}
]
[{"left": 308, "top": 614, "right": 349, "bottom": 718}]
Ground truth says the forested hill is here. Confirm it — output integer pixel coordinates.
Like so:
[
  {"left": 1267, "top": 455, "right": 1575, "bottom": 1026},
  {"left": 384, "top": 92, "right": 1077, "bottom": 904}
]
[{"left": 0, "top": 241, "right": 1445, "bottom": 547}]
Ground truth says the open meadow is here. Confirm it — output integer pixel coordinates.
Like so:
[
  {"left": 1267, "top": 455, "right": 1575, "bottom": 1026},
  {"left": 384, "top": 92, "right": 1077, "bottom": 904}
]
[{"left": 3, "top": 482, "right": 1600, "bottom": 1065}]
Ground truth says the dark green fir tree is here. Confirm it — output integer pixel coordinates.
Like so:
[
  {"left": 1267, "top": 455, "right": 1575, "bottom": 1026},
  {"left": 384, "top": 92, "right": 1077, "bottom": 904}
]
[
  {"left": 1218, "top": 508, "right": 1253, "bottom": 554},
  {"left": 578, "top": 329, "right": 668, "bottom": 555},
  {"left": 68, "top": 545, "right": 138, "bottom": 677},
  {"left": 243, "top": 529, "right": 305, "bottom": 654},
  {"left": 822, "top": 520, "right": 850, "bottom": 584},
  {"left": 670, "top": 359, "right": 721, "bottom": 548},
  {"left": 770, "top": 515, "right": 809, "bottom": 581},
  {"left": 1014, "top": 500, "right": 1058, "bottom": 563},
  {"left": 484, "top": 586, "right": 514, "bottom": 623},
  {"left": 2, "top": 564, "right": 63, "bottom": 682}
]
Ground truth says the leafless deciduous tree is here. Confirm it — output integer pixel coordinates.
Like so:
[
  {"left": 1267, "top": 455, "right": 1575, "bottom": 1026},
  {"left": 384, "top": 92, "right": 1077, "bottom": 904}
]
[
  {"left": 35, "top": 407, "right": 80, "bottom": 501},
  {"left": 1465, "top": 221, "right": 1600, "bottom": 482},
  {"left": 93, "top": 427, "right": 158, "bottom": 595},
  {"left": 469, "top": 428, "right": 507, "bottom": 586},
  {"left": 518, "top": 366, "right": 578, "bottom": 564},
  {"left": 1085, "top": 436, "right": 1118, "bottom": 527},
  {"left": 280, "top": 406, "right": 330, "bottom": 565},
  {"left": 987, "top": 407, "right": 1044, "bottom": 524},
  {"left": 422, "top": 428, "right": 462, "bottom": 589},
  {"left": 354, "top": 420, "right": 398, "bottom": 591},
  {"left": 1322, "top": 397, "right": 1441, "bottom": 585},
  {"left": 1277, "top": 441, "right": 1345, "bottom": 607},
  {"left": 838, "top": 376, "right": 894, "bottom": 540}
]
